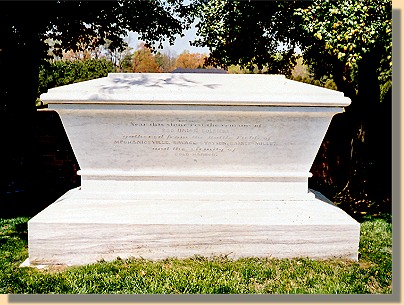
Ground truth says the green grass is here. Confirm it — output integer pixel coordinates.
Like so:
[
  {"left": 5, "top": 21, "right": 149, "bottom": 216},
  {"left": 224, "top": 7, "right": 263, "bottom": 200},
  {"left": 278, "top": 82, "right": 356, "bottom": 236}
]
[{"left": 0, "top": 216, "right": 392, "bottom": 294}]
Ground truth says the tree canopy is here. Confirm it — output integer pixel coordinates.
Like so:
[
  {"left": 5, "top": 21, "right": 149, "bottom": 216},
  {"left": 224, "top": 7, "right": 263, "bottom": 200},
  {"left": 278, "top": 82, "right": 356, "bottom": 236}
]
[
  {"left": 190, "top": 0, "right": 391, "bottom": 100},
  {"left": 190, "top": 0, "right": 392, "bottom": 210},
  {"left": 190, "top": 0, "right": 308, "bottom": 75},
  {"left": 297, "top": 0, "right": 392, "bottom": 68},
  {"left": 296, "top": 0, "right": 392, "bottom": 104},
  {"left": 0, "top": 0, "right": 189, "bottom": 112},
  {"left": 0, "top": 1, "right": 191, "bottom": 208}
]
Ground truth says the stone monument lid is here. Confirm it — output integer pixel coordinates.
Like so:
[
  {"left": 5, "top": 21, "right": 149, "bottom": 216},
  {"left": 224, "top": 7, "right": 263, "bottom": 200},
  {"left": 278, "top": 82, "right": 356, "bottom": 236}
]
[{"left": 40, "top": 73, "right": 351, "bottom": 107}]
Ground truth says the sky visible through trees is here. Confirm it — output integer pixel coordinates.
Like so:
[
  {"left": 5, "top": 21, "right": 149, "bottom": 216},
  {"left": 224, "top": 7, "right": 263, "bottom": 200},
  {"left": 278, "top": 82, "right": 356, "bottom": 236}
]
[{"left": 126, "top": 22, "right": 209, "bottom": 56}]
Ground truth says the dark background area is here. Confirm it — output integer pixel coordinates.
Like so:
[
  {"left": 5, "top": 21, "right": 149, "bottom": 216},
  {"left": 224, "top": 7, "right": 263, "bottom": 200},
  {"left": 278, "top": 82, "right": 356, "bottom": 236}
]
[{"left": 1, "top": 110, "right": 80, "bottom": 219}]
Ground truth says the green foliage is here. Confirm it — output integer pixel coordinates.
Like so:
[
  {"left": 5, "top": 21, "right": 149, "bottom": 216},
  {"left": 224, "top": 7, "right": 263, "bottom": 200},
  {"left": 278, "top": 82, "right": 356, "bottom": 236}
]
[
  {"left": 295, "top": 0, "right": 392, "bottom": 216},
  {"left": 155, "top": 51, "right": 177, "bottom": 72},
  {"left": 290, "top": 56, "right": 338, "bottom": 90},
  {"left": 38, "top": 58, "right": 115, "bottom": 96},
  {"left": 190, "top": 1, "right": 307, "bottom": 75},
  {"left": 1, "top": 1, "right": 189, "bottom": 111},
  {"left": 296, "top": 0, "right": 391, "bottom": 69},
  {"left": 191, "top": 0, "right": 391, "bottom": 98},
  {"left": 0, "top": 217, "right": 30, "bottom": 294},
  {"left": 380, "top": 80, "right": 392, "bottom": 102},
  {"left": 359, "top": 218, "right": 392, "bottom": 262},
  {"left": 0, "top": 217, "right": 392, "bottom": 294},
  {"left": 294, "top": 0, "right": 392, "bottom": 104},
  {"left": 190, "top": 0, "right": 391, "bottom": 213},
  {"left": 45, "top": 1, "right": 187, "bottom": 56}
]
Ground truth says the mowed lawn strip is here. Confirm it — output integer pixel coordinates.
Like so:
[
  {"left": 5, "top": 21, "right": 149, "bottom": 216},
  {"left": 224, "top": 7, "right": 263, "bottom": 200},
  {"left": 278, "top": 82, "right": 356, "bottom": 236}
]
[{"left": 0, "top": 216, "right": 392, "bottom": 294}]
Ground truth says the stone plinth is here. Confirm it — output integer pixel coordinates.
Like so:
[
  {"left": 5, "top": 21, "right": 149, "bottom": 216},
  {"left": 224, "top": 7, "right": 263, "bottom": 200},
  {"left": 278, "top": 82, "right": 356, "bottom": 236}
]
[{"left": 26, "top": 73, "right": 360, "bottom": 266}]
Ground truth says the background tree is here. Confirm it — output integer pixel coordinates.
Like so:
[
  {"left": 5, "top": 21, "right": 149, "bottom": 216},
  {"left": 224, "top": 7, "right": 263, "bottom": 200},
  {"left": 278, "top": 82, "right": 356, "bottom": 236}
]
[
  {"left": 131, "top": 43, "right": 161, "bottom": 73},
  {"left": 175, "top": 50, "right": 207, "bottom": 69},
  {"left": 189, "top": 0, "right": 308, "bottom": 75},
  {"left": 155, "top": 50, "right": 178, "bottom": 72},
  {"left": 119, "top": 44, "right": 178, "bottom": 73},
  {"left": 190, "top": 0, "right": 392, "bottom": 218},
  {"left": 1, "top": 1, "right": 187, "bottom": 110},
  {"left": 0, "top": 1, "right": 189, "bottom": 213},
  {"left": 296, "top": 0, "right": 392, "bottom": 215}
]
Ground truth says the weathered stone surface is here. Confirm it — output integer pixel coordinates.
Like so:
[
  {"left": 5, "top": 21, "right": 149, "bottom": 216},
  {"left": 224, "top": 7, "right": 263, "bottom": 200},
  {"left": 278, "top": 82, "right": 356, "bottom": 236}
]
[{"left": 27, "top": 188, "right": 359, "bottom": 266}]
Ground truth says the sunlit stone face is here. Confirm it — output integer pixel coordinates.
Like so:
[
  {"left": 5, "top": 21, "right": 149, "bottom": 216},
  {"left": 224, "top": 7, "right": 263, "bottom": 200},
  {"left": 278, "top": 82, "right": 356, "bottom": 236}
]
[{"left": 57, "top": 107, "right": 335, "bottom": 176}]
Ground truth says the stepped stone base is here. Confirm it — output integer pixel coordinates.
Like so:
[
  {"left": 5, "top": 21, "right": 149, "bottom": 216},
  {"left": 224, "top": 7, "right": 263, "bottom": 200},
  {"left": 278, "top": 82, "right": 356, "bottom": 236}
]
[{"left": 25, "top": 188, "right": 360, "bottom": 267}]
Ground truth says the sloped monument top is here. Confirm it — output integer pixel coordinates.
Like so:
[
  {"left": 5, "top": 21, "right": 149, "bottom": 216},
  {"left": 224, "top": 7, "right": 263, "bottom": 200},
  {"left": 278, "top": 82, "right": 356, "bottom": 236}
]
[{"left": 41, "top": 73, "right": 351, "bottom": 107}]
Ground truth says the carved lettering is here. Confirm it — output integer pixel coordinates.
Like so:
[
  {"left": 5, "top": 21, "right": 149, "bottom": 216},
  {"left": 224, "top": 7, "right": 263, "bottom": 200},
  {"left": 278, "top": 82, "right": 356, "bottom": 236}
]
[{"left": 114, "top": 119, "right": 275, "bottom": 158}]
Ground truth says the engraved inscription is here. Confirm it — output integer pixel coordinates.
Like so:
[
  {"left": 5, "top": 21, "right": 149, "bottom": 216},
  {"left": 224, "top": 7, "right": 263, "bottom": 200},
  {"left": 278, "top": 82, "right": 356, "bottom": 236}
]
[{"left": 114, "top": 120, "right": 275, "bottom": 158}]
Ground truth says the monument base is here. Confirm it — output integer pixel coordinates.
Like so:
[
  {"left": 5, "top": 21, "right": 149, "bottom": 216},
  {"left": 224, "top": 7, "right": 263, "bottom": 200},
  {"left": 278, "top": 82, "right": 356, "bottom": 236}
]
[{"left": 26, "top": 188, "right": 360, "bottom": 267}]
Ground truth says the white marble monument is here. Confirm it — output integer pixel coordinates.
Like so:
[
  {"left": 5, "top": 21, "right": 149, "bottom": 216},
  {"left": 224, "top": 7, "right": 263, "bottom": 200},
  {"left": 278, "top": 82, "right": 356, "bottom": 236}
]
[{"left": 26, "top": 73, "right": 360, "bottom": 266}]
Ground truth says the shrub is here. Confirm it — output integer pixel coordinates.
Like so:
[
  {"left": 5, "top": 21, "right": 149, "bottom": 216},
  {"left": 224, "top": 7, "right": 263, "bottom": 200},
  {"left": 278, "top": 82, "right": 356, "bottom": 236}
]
[{"left": 38, "top": 58, "right": 116, "bottom": 96}]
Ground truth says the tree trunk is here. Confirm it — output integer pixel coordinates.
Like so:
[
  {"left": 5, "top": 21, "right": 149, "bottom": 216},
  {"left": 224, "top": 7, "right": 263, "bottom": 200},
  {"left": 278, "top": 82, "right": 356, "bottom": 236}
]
[
  {"left": 0, "top": 4, "right": 43, "bottom": 213},
  {"left": 334, "top": 51, "right": 392, "bottom": 218},
  {"left": 311, "top": 51, "right": 391, "bottom": 219}
]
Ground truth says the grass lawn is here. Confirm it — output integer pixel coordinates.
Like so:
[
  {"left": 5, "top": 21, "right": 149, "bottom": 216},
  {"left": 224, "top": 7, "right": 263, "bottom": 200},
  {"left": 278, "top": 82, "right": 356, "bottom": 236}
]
[{"left": 0, "top": 216, "right": 392, "bottom": 294}]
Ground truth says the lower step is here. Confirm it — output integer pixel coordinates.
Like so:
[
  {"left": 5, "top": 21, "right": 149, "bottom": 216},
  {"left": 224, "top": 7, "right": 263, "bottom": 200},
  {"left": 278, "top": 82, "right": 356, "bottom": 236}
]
[{"left": 26, "top": 188, "right": 360, "bottom": 266}]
